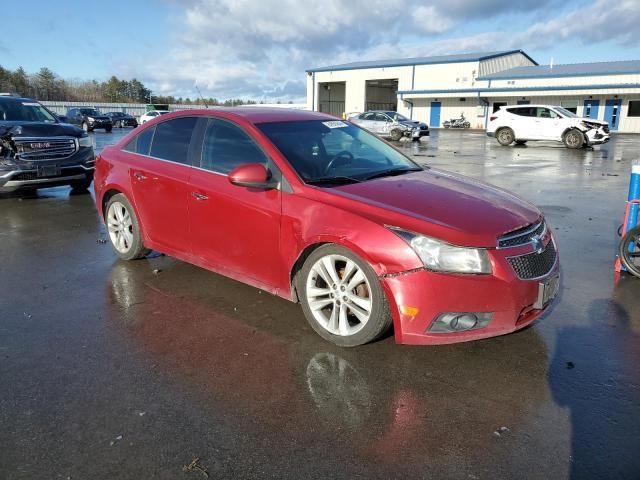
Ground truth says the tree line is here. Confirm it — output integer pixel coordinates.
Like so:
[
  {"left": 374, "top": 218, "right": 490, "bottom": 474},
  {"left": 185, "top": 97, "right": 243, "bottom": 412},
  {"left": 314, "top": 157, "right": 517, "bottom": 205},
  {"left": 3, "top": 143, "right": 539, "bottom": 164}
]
[{"left": 0, "top": 65, "right": 284, "bottom": 106}]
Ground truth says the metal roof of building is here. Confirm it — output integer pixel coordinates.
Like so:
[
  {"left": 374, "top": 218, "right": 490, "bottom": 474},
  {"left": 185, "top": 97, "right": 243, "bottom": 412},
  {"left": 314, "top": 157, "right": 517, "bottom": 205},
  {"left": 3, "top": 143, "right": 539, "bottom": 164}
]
[
  {"left": 307, "top": 50, "right": 536, "bottom": 73},
  {"left": 478, "top": 60, "right": 640, "bottom": 80}
]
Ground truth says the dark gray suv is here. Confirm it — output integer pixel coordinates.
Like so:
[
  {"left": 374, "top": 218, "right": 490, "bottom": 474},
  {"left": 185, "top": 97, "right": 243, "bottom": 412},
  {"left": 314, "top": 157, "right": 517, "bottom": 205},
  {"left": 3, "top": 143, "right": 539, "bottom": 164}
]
[{"left": 0, "top": 96, "right": 95, "bottom": 193}]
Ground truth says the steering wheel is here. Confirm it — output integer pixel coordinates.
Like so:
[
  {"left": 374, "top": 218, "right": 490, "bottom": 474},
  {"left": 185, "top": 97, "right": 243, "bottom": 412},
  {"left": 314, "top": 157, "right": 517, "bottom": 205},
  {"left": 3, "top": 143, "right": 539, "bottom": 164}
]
[{"left": 323, "top": 150, "right": 354, "bottom": 175}]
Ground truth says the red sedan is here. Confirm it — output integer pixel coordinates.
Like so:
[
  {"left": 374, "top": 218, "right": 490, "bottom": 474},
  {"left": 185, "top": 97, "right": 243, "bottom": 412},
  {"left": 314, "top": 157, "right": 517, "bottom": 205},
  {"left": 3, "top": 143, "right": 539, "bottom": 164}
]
[{"left": 94, "top": 108, "right": 559, "bottom": 347}]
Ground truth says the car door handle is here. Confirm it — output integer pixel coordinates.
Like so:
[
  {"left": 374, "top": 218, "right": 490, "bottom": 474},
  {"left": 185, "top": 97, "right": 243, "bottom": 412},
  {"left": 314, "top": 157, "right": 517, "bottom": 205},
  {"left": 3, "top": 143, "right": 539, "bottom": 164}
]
[
  {"left": 191, "top": 192, "right": 208, "bottom": 201},
  {"left": 133, "top": 172, "right": 147, "bottom": 180}
]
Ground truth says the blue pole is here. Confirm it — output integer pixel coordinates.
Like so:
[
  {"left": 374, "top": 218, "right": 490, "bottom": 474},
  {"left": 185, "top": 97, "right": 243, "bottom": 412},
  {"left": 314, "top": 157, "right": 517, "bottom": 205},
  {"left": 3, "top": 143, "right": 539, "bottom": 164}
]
[{"left": 627, "top": 162, "right": 640, "bottom": 234}]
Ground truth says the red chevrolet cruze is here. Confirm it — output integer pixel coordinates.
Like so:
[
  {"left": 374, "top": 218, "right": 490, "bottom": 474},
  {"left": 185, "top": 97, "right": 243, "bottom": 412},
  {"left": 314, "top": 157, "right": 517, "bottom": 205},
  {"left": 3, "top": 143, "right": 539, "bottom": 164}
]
[{"left": 94, "top": 108, "right": 559, "bottom": 347}]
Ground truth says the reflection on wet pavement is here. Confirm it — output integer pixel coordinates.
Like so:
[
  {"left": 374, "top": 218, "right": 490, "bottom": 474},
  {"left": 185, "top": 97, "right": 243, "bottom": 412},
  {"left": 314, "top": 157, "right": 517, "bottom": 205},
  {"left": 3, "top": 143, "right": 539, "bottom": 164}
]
[{"left": 1, "top": 129, "right": 639, "bottom": 479}]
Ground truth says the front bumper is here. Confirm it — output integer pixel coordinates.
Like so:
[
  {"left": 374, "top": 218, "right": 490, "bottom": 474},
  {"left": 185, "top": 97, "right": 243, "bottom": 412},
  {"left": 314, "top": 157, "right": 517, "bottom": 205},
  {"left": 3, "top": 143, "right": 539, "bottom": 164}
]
[
  {"left": 0, "top": 147, "right": 95, "bottom": 192},
  {"left": 381, "top": 238, "right": 559, "bottom": 345},
  {"left": 585, "top": 127, "right": 610, "bottom": 146}
]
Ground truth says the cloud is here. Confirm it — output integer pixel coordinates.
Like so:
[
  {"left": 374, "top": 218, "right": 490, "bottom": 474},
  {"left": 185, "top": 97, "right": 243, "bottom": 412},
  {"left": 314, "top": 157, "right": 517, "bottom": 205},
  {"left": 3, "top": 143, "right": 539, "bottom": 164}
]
[{"left": 128, "top": 0, "right": 637, "bottom": 101}]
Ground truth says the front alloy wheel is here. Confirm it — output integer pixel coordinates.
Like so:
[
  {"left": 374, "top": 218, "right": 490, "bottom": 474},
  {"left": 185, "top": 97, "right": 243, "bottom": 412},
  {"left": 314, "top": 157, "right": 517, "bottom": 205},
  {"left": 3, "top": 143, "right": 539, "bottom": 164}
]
[
  {"left": 105, "top": 194, "right": 149, "bottom": 260},
  {"left": 299, "top": 245, "right": 392, "bottom": 346}
]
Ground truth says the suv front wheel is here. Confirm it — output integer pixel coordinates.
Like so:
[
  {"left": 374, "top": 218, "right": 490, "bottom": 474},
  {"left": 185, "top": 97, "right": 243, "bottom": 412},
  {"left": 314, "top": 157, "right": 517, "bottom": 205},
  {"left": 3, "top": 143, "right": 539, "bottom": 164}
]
[
  {"left": 496, "top": 127, "right": 515, "bottom": 146},
  {"left": 564, "top": 129, "right": 584, "bottom": 149}
]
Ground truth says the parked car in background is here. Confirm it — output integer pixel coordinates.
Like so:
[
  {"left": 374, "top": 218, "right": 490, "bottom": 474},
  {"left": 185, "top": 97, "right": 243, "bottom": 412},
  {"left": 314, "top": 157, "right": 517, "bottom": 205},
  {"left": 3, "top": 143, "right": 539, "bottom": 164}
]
[
  {"left": 487, "top": 105, "right": 610, "bottom": 148},
  {"left": 94, "top": 108, "right": 558, "bottom": 347},
  {"left": 105, "top": 111, "right": 138, "bottom": 128},
  {"left": 349, "top": 111, "right": 429, "bottom": 141},
  {"left": 0, "top": 96, "right": 95, "bottom": 192},
  {"left": 139, "top": 110, "right": 170, "bottom": 124},
  {"left": 66, "top": 107, "right": 113, "bottom": 132}
]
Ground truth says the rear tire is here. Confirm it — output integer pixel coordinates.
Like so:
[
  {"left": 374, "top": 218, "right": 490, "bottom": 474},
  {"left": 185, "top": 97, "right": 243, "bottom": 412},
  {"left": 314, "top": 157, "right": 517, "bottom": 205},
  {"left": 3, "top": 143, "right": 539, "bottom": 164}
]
[
  {"left": 496, "top": 127, "right": 515, "bottom": 146},
  {"left": 105, "top": 193, "right": 150, "bottom": 261},
  {"left": 564, "top": 129, "right": 584, "bottom": 149},
  {"left": 297, "top": 244, "right": 392, "bottom": 347}
]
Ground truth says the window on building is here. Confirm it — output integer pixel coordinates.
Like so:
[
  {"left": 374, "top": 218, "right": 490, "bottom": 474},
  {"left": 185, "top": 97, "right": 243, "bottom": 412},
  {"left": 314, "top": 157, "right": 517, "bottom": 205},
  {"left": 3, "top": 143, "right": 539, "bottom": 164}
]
[
  {"left": 149, "top": 117, "right": 197, "bottom": 164},
  {"left": 628, "top": 101, "right": 640, "bottom": 117},
  {"left": 560, "top": 100, "right": 578, "bottom": 114},
  {"left": 201, "top": 119, "right": 269, "bottom": 174}
]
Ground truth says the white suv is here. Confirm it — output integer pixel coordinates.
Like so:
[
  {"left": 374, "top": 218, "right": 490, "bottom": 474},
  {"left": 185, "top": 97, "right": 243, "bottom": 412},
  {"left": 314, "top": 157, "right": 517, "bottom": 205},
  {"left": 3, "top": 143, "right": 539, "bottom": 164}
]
[{"left": 487, "top": 105, "right": 610, "bottom": 148}]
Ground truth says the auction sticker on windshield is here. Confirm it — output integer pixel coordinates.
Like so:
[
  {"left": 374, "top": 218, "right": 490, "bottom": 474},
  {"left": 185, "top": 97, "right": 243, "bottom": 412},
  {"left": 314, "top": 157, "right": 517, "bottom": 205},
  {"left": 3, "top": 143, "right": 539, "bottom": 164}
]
[{"left": 323, "top": 121, "right": 348, "bottom": 128}]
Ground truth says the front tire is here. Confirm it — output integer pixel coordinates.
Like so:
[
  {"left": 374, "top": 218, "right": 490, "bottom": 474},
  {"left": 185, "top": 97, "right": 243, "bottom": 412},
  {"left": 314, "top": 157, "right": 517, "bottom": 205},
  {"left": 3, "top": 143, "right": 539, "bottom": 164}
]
[
  {"left": 619, "top": 226, "right": 640, "bottom": 278},
  {"left": 105, "top": 126, "right": 113, "bottom": 133},
  {"left": 105, "top": 194, "right": 150, "bottom": 261},
  {"left": 70, "top": 175, "right": 93, "bottom": 191},
  {"left": 81, "top": 122, "right": 89, "bottom": 132},
  {"left": 564, "top": 129, "right": 584, "bottom": 149},
  {"left": 496, "top": 127, "right": 515, "bottom": 146},
  {"left": 390, "top": 129, "right": 403, "bottom": 141},
  {"left": 298, "top": 245, "right": 392, "bottom": 347}
]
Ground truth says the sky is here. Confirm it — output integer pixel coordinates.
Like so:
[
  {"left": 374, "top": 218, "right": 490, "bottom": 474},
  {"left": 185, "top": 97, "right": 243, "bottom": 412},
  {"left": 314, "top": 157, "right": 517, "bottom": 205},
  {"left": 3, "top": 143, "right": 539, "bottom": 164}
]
[{"left": 1, "top": 0, "right": 639, "bottom": 102}]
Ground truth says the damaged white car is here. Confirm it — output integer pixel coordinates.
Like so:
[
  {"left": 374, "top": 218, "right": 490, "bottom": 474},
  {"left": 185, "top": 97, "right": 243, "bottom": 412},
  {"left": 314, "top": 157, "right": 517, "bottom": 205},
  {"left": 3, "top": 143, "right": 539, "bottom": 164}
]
[{"left": 487, "top": 105, "right": 610, "bottom": 148}]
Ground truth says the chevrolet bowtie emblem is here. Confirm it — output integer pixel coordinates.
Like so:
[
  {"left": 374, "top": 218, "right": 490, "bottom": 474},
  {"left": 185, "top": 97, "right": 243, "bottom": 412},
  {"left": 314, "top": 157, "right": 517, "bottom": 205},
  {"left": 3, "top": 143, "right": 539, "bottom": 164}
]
[{"left": 531, "top": 234, "right": 544, "bottom": 254}]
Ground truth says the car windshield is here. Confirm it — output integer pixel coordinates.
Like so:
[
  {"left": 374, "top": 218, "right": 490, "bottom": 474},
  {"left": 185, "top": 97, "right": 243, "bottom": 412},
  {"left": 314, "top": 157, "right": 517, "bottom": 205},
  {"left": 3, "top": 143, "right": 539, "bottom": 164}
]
[
  {"left": 0, "top": 100, "right": 57, "bottom": 123},
  {"left": 257, "top": 120, "right": 422, "bottom": 184},
  {"left": 386, "top": 112, "right": 409, "bottom": 122},
  {"left": 554, "top": 107, "right": 578, "bottom": 118},
  {"left": 80, "top": 108, "right": 101, "bottom": 116}
]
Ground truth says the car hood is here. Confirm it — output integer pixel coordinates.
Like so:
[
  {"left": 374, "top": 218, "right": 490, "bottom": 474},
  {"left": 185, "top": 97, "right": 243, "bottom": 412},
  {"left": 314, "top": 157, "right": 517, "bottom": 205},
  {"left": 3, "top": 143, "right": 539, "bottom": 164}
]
[
  {"left": 91, "top": 116, "right": 111, "bottom": 121},
  {"left": 398, "top": 120, "right": 427, "bottom": 128},
  {"left": 329, "top": 169, "right": 541, "bottom": 247},
  {"left": 0, "top": 121, "right": 84, "bottom": 138},
  {"left": 577, "top": 117, "right": 608, "bottom": 126}
]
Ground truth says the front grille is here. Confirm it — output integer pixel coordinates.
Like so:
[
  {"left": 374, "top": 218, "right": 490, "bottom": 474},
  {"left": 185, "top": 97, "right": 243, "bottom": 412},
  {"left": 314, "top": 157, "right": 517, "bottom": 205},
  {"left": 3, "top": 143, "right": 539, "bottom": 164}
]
[
  {"left": 15, "top": 137, "right": 78, "bottom": 161},
  {"left": 507, "top": 241, "right": 557, "bottom": 279},
  {"left": 11, "top": 167, "right": 85, "bottom": 181},
  {"left": 498, "top": 220, "right": 546, "bottom": 248}
]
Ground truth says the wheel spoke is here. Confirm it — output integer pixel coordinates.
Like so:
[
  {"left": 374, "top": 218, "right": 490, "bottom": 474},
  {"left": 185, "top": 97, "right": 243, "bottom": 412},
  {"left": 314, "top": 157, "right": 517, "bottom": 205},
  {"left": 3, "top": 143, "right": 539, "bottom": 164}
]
[
  {"left": 307, "top": 286, "right": 331, "bottom": 298},
  {"left": 347, "top": 301, "right": 369, "bottom": 323},
  {"left": 309, "top": 298, "right": 333, "bottom": 311},
  {"left": 321, "top": 256, "right": 340, "bottom": 285},
  {"left": 338, "top": 303, "right": 349, "bottom": 335},
  {"left": 327, "top": 304, "right": 339, "bottom": 332},
  {"left": 341, "top": 259, "right": 357, "bottom": 283},
  {"left": 346, "top": 269, "right": 365, "bottom": 291},
  {"left": 313, "top": 263, "right": 332, "bottom": 286},
  {"left": 348, "top": 293, "right": 371, "bottom": 313}
]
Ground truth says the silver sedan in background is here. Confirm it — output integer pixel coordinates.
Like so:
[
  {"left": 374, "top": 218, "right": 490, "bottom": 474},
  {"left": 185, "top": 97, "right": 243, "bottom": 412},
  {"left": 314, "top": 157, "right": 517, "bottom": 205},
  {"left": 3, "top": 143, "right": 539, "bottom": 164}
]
[{"left": 349, "top": 111, "right": 429, "bottom": 141}]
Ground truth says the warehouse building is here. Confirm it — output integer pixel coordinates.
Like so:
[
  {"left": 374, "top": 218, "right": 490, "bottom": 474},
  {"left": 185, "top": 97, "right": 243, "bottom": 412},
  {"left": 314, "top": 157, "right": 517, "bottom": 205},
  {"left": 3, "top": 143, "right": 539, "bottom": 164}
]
[{"left": 306, "top": 50, "right": 640, "bottom": 133}]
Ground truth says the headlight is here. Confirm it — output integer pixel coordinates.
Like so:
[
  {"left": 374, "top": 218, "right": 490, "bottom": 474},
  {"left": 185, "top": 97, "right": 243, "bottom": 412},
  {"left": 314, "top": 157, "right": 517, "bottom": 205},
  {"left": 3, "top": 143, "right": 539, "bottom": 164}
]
[
  {"left": 79, "top": 135, "right": 94, "bottom": 148},
  {"left": 87, "top": 116, "right": 95, "bottom": 122},
  {"left": 389, "top": 228, "right": 492, "bottom": 274}
]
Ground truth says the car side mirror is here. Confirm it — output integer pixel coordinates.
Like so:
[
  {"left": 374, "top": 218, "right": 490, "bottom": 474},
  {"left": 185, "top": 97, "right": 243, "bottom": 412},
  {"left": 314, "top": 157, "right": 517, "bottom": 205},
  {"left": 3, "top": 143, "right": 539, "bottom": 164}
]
[{"left": 228, "top": 163, "right": 277, "bottom": 189}]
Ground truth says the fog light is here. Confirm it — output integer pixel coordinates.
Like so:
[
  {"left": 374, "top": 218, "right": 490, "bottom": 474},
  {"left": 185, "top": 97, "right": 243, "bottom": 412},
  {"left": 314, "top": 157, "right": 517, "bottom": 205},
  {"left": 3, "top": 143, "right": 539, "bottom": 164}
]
[
  {"left": 450, "top": 313, "right": 478, "bottom": 331},
  {"left": 428, "top": 312, "right": 492, "bottom": 333}
]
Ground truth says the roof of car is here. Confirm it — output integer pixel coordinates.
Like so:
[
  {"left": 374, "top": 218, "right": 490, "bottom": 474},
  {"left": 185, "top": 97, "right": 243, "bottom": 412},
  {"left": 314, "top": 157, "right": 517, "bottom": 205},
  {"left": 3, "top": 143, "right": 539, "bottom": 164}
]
[
  {"left": 166, "top": 107, "right": 335, "bottom": 124},
  {"left": 0, "top": 96, "right": 38, "bottom": 103}
]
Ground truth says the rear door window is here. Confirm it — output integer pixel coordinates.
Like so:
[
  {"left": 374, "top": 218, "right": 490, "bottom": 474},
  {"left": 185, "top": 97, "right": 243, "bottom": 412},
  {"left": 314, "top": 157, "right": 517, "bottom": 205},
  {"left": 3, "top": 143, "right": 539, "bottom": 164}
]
[
  {"left": 200, "top": 119, "right": 269, "bottom": 174},
  {"left": 149, "top": 117, "right": 198, "bottom": 164}
]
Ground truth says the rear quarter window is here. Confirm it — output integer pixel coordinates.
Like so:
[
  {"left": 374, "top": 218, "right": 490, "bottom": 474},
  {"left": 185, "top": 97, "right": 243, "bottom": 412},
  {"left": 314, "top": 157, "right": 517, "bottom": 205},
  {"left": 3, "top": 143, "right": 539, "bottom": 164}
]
[{"left": 123, "top": 126, "right": 155, "bottom": 156}]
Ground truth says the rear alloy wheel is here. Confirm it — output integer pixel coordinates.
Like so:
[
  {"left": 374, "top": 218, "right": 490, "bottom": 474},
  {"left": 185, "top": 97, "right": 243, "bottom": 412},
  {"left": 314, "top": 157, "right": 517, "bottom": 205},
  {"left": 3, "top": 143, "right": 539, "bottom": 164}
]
[
  {"left": 564, "top": 129, "right": 584, "bottom": 149},
  {"left": 496, "top": 127, "right": 514, "bottom": 146},
  {"left": 298, "top": 245, "right": 392, "bottom": 347},
  {"left": 105, "top": 194, "right": 149, "bottom": 261}
]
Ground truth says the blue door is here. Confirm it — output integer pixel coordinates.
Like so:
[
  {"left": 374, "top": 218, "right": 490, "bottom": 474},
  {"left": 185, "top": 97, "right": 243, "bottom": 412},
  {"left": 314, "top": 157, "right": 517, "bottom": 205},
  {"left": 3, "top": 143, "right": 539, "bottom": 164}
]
[
  {"left": 583, "top": 100, "right": 599, "bottom": 119},
  {"left": 429, "top": 102, "right": 441, "bottom": 127},
  {"left": 604, "top": 99, "right": 622, "bottom": 131}
]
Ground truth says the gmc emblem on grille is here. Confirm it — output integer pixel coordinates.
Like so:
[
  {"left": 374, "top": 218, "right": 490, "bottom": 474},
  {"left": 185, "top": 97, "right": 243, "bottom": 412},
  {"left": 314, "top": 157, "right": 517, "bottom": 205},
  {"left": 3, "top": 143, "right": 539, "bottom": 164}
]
[{"left": 29, "top": 142, "right": 51, "bottom": 149}]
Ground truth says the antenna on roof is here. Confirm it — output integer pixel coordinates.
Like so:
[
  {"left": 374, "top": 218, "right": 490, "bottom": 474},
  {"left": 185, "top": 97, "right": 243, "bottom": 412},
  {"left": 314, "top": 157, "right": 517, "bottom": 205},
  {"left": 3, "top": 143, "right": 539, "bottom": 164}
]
[
  {"left": 550, "top": 57, "right": 554, "bottom": 70},
  {"left": 194, "top": 80, "right": 209, "bottom": 109}
]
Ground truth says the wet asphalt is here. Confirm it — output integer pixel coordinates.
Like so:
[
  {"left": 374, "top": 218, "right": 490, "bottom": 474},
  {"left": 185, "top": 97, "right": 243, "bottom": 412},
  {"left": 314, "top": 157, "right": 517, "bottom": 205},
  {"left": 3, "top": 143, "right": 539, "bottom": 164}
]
[{"left": 1, "top": 128, "right": 640, "bottom": 479}]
